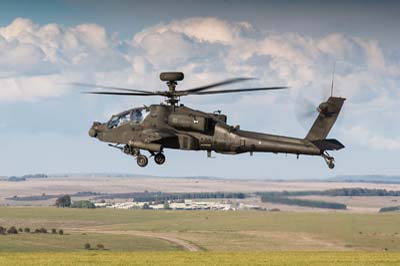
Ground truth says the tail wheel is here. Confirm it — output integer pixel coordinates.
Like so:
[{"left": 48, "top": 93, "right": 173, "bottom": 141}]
[
  {"left": 322, "top": 151, "right": 335, "bottom": 169},
  {"left": 137, "top": 154, "right": 148, "bottom": 167},
  {"left": 154, "top": 153, "right": 166, "bottom": 165}
]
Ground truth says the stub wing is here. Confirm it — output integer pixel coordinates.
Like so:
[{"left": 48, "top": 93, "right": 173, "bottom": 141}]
[{"left": 142, "top": 128, "right": 177, "bottom": 143}]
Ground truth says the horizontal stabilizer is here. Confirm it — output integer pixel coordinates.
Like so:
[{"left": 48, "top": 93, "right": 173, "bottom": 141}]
[{"left": 311, "top": 139, "right": 345, "bottom": 151}]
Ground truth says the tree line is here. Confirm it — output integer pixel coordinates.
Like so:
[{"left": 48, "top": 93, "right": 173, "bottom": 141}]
[
  {"left": 260, "top": 195, "right": 347, "bottom": 210},
  {"left": 94, "top": 191, "right": 246, "bottom": 202},
  {"left": 55, "top": 195, "right": 95, "bottom": 208},
  {"left": 257, "top": 188, "right": 400, "bottom": 197},
  {"left": 379, "top": 206, "right": 400, "bottom": 213},
  {"left": 8, "top": 191, "right": 101, "bottom": 201},
  {"left": 0, "top": 226, "right": 63, "bottom": 235}
]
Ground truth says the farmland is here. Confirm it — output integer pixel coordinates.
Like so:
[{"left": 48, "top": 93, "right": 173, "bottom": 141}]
[
  {"left": 0, "top": 207, "right": 400, "bottom": 265},
  {"left": 1, "top": 177, "right": 400, "bottom": 265},
  {"left": 1, "top": 207, "right": 400, "bottom": 252},
  {"left": 1, "top": 251, "right": 400, "bottom": 266}
]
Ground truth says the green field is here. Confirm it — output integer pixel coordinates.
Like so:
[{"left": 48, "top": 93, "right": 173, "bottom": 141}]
[
  {"left": 1, "top": 207, "right": 400, "bottom": 252},
  {"left": 0, "top": 233, "right": 181, "bottom": 252},
  {"left": 1, "top": 207, "right": 400, "bottom": 265}
]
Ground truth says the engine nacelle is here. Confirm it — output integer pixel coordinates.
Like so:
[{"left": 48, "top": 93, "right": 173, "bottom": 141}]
[{"left": 168, "top": 114, "right": 207, "bottom": 132}]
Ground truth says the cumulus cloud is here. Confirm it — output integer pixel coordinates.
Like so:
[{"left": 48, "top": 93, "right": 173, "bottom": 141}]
[
  {"left": 0, "top": 74, "right": 66, "bottom": 101},
  {"left": 1, "top": 16, "right": 397, "bottom": 103},
  {"left": 133, "top": 17, "right": 251, "bottom": 45},
  {"left": 0, "top": 16, "right": 399, "bottom": 150},
  {"left": 317, "top": 34, "right": 354, "bottom": 58},
  {"left": 0, "top": 18, "right": 129, "bottom": 101},
  {"left": 343, "top": 125, "right": 400, "bottom": 150},
  {"left": 354, "top": 38, "right": 386, "bottom": 70}
]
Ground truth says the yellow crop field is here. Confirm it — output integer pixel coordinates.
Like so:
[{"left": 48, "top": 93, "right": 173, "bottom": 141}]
[{"left": 0, "top": 251, "right": 399, "bottom": 266}]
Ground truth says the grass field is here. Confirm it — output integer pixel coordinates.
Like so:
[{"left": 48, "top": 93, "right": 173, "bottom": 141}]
[
  {"left": 0, "top": 251, "right": 399, "bottom": 266},
  {"left": 1, "top": 207, "right": 400, "bottom": 252},
  {"left": 0, "top": 233, "right": 181, "bottom": 252},
  {"left": 1, "top": 207, "right": 400, "bottom": 265}
]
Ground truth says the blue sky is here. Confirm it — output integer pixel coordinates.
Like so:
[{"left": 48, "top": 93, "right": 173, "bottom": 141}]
[{"left": 0, "top": 1, "right": 399, "bottom": 178}]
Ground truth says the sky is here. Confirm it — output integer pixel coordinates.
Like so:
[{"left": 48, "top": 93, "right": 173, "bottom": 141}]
[{"left": 0, "top": 0, "right": 399, "bottom": 178}]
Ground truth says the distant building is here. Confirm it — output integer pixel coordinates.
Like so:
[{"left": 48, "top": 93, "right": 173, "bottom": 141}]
[{"left": 95, "top": 199, "right": 267, "bottom": 211}]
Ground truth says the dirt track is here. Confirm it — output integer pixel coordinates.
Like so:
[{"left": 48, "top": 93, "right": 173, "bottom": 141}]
[{"left": 71, "top": 228, "right": 201, "bottom": 251}]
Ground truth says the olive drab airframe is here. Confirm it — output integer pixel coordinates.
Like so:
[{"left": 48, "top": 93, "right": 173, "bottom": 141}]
[{"left": 80, "top": 72, "right": 345, "bottom": 168}]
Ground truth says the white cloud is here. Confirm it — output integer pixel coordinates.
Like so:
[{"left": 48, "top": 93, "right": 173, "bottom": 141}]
[
  {"left": 1, "top": 16, "right": 398, "bottom": 104},
  {"left": 0, "top": 74, "right": 69, "bottom": 101},
  {"left": 354, "top": 38, "right": 386, "bottom": 70},
  {"left": 317, "top": 33, "right": 353, "bottom": 58},
  {"left": 0, "top": 17, "right": 399, "bottom": 147},
  {"left": 0, "top": 18, "right": 36, "bottom": 40},
  {"left": 134, "top": 30, "right": 195, "bottom": 68},
  {"left": 133, "top": 17, "right": 250, "bottom": 45},
  {"left": 0, "top": 18, "right": 130, "bottom": 101},
  {"left": 0, "top": 14, "right": 399, "bottom": 171},
  {"left": 343, "top": 125, "right": 400, "bottom": 150}
]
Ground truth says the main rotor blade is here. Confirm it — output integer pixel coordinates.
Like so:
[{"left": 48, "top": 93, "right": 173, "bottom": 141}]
[
  {"left": 183, "top": 77, "right": 254, "bottom": 93},
  {"left": 71, "top": 82, "right": 154, "bottom": 94},
  {"left": 82, "top": 91, "right": 164, "bottom": 96},
  {"left": 189, "top": 86, "right": 288, "bottom": 95}
]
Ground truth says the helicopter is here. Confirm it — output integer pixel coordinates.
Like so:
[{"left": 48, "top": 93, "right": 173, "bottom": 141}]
[{"left": 79, "top": 72, "right": 345, "bottom": 169}]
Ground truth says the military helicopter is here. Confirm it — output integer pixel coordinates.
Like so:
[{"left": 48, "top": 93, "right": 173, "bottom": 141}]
[{"left": 79, "top": 72, "right": 345, "bottom": 168}]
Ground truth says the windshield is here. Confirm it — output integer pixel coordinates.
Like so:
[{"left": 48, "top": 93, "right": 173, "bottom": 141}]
[{"left": 107, "top": 108, "right": 149, "bottom": 128}]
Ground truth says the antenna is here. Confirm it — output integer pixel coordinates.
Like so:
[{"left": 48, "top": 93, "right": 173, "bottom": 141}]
[{"left": 330, "top": 61, "right": 336, "bottom": 97}]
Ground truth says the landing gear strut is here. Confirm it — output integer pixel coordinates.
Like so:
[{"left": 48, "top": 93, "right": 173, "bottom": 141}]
[
  {"left": 110, "top": 144, "right": 165, "bottom": 167},
  {"left": 122, "top": 144, "right": 148, "bottom": 167},
  {"left": 154, "top": 153, "right": 166, "bottom": 165},
  {"left": 122, "top": 145, "right": 139, "bottom": 156},
  {"left": 322, "top": 151, "right": 335, "bottom": 169}
]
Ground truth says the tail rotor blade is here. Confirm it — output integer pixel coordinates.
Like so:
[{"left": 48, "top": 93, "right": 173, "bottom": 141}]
[{"left": 295, "top": 96, "right": 318, "bottom": 129}]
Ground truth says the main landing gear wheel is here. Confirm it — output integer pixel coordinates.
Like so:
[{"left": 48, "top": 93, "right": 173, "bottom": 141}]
[
  {"left": 137, "top": 154, "right": 148, "bottom": 167},
  {"left": 154, "top": 153, "right": 166, "bottom": 165}
]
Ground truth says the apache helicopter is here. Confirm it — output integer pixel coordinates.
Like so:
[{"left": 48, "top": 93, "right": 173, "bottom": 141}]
[{"left": 80, "top": 72, "right": 345, "bottom": 169}]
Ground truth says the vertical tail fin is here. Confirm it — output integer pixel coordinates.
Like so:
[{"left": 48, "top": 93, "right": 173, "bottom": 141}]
[{"left": 305, "top": 96, "right": 345, "bottom": 141}]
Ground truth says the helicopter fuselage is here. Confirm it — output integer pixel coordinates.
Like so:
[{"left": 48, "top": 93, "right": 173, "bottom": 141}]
[
  {"left": 83, "top": 72, "right": 345, "bottom": 169},
  {"left": 89, "top": 104, "right": 322, "bottom": 160}
]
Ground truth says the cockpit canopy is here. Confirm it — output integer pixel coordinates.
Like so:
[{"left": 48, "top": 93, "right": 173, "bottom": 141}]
[{"left": 107, "top": 107, "right": 149, "bottom": 129}]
